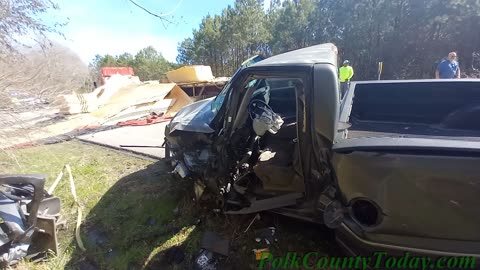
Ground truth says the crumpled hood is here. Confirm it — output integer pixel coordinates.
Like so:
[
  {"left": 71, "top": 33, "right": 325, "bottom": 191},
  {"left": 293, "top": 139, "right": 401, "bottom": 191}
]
[{"left": 168, "top": 97, "right": 216, "bottom": 134}]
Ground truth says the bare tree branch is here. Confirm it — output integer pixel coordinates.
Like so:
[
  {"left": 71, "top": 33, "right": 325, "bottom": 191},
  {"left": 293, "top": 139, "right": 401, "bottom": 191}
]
[
  {"left": 0, "top": 43, "right": 89, "bottom": 108},
  {"left": 0, "top": 0, "right": 65, "bottom": 59},
  {"left": 127, "top": 0, "right": 181, "bottom": 24}
]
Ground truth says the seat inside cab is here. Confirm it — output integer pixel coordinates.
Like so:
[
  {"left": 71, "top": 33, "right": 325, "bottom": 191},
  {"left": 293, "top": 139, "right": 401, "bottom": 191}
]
[{"left": 234, "top": 78, "right": 304, "bottom": 195}]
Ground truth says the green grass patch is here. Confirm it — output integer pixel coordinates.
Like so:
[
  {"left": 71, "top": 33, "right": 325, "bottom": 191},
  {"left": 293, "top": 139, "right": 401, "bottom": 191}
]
[{"left": 0, "top": 141, "right": 190, "bottom": 269}]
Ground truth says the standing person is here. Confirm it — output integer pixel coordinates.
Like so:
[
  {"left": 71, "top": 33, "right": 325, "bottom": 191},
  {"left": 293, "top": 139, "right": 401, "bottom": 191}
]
[
  {"left": 339, "top": 60, "right": 354, "bottom": 98},
  {"left": 435, "top": 52, "right": 461, "bottom": 79}
]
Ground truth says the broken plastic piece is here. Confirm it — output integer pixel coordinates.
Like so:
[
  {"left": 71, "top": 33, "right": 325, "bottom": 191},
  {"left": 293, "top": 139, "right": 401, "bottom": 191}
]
[
  {"left": 172, "top": 162, "right": 188, "bottom": 178},
  {"left": 249, "top": 100, "right": 284, "bottom": 136},
  {"left": 194, "top": 249, "right": 218, "bottom": 270},
  {"left": 194, "top": 180, "right": 206, "bottom": 201},
  {"left": 254, "top": 227, "right": 276, "bottom": 245},
  {"left": 258, "top": 151, "right": 276, "bottom": 162},
  {"left": 253, "top": 248, "right": 270, "bottom": 261},
  {"left": 0, "top": 174, "right": 63, "bottom": 266}
]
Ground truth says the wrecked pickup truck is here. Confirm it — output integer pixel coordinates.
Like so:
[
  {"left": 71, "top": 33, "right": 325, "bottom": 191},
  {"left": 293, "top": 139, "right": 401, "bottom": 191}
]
[{"left": 164, "top": 43, "right": 480, "bottom": 260}]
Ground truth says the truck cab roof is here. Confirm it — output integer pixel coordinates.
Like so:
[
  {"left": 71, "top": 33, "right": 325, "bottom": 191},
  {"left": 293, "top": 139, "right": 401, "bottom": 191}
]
[{"left": 251, "top": 43, "right": 338, "bottom": 67}]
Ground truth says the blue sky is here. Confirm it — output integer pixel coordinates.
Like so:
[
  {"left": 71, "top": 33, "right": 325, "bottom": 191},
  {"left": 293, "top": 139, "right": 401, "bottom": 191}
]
[{"left": 44, "top": 0, "right": 265, "bottom": 64}]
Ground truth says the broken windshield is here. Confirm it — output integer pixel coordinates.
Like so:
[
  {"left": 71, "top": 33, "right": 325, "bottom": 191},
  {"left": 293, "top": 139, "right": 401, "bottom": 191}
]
[
  {"left": 211, "top": 81, "right": 230, "bottom": 114},
  {"left": 211, "top": 55, "right": 265, "bottom": 114}
]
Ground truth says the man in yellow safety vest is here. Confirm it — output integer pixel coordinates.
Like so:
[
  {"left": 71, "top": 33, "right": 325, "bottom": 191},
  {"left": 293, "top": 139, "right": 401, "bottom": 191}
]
[{"left": 339, "top": 60, "right": 354, "bottom": 98}]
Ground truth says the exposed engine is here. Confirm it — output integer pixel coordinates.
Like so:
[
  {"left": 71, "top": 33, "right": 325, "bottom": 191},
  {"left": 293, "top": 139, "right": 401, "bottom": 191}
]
[{"left": 168, "top": 97, "right": 295, "bottom": 211}]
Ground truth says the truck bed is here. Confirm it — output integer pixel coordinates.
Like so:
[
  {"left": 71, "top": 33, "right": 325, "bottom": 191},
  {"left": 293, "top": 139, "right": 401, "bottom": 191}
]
[{"left": 346, "top": 80, "right": 480, "bottom": 142}]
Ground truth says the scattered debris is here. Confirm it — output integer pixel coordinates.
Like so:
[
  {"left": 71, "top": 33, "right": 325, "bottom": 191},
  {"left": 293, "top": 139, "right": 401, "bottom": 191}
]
[
  {"left": 91, "top": 82, "right": 191, "bottom": 122},
  {"left": 54, "top": 74, "right": 141, "bottom": 114},
  {"left": 244, "top": 213, "right": 261, "bottom": 233},
  {"left": 254, "top": 227, "right": 277, "bottom": 245},
  {"left": 116, "top": 114, "right": 172, "bottom": 127},
  {"left": 194, "top": 249, "right": 218, "bottom": 270},
  {"left": 176, "top": 77, "right": 230, "bottom": 100},
  {"left": 0, "top": 175, "right": 62, "bottom": 267},
  {"left": 52, "top": 75, "right": 192, "bottom": 134},
  {"left": 166, "top": 65, "right": 214, "bottom": 83},
  {"left": 253, "top": 248, "right": 270, "bottom": 261}
]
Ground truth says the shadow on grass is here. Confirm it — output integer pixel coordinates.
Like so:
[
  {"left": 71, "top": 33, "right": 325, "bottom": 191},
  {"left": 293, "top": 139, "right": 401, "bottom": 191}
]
[
  {"left": 64, "top": 160, "right": 205, "bottom": 270},
  {"left": 64, "top": 160, "right": 341, "bottom": 270}
]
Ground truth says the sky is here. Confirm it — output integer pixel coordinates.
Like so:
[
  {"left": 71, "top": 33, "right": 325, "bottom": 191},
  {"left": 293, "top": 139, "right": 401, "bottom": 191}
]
[{"left": 40, "top": 0, "right": 270, "bottom": 64}]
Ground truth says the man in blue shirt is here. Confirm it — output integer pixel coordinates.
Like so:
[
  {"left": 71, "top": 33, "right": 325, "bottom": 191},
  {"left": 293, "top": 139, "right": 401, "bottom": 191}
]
[{"left": 435, "top": 52, "right": 461, "bottom": 79}]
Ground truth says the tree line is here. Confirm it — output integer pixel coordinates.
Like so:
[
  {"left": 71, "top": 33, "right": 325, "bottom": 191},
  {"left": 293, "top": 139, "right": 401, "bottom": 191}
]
[
  {"left": 177, "top": 0, "right": 480, "bottom": 80},
  {"left": 89, "top": 46, "right": 179, "bottom": 83}
]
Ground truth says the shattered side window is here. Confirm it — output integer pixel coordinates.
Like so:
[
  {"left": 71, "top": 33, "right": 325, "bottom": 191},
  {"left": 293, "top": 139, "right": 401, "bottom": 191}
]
[{"left": 246, "top": 79, "right": 257, "bottom": 88}]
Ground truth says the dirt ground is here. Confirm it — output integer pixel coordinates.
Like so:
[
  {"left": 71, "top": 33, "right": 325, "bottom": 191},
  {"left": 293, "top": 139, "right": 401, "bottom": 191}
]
[{"left": 0, "top": 141, "right": 340, "bottom": 270}]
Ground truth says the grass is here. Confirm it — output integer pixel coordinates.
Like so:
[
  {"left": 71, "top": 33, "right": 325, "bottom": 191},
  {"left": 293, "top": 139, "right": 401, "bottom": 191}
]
[
  {"left": 0, "top": 141, "right": 181, "bottom": 269},
  {"left": 0, "top": 140, "right": 338, "bottom": 270}
]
